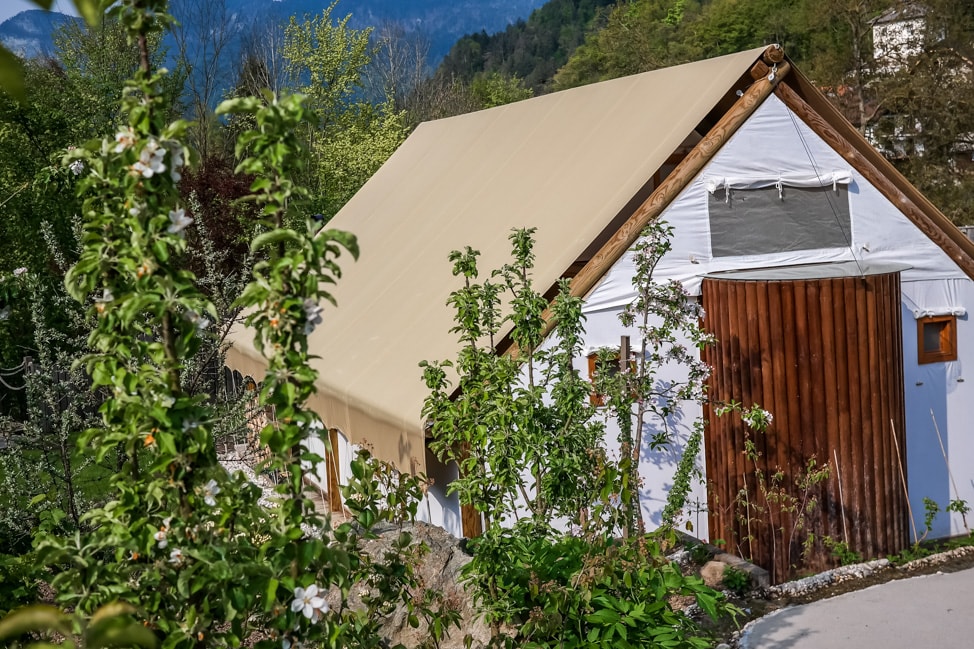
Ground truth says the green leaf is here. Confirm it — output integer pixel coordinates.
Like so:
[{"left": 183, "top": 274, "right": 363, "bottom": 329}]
[
  {"left": 87, "top": 621, "right": 158, "bottom": 649},
  {"left": 72, "top": 0, "right": 104, "bottom": 27},
  {"left": 251, "top": 229, "right": 302, "bottom": 252},
  {"left": 151, "top": 239, "right": 170, "bottom": 263},
  {"left": 176, "top": 567, "right": 191, "bottom": 598},
  {"left": 614, "top": 622, "right": 627, "bottom": 640},
  {"left": 90, "top": 603, "right": 137, "bottom": 626},
  {"left": 264, "top": 578, "right": 280, "bottom": 613},
  {"left": 0, "top": 605, "right": 71, "bottom": 639},
  {"left": 695, "top": 591, "right": 718, "bottom": 620},
  {"left": 585, "top": 608, "right": 620, "bottom": 625},
  {"left": 0, "top": 46, "right": 26, "bottom": 103}
]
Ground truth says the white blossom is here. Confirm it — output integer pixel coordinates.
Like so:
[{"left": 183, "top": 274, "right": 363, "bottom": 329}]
[
  {"left": 202, "top": 479, "right": 220, "bottom": 507},
  {"left": 168, "top": 548, "right": 184, "bottom": 565},
  {"left": 69, "top": 160, "right": 85, "bottom": 176},
  {"left": 0, "top": 306, "right": 10, "bottom": 321},
  {"left": 154, "top": 516, "right": 172, "bottom": 549},
  {"left": 186, "top": 309, "right": 211, "bottom": 331},
  {"left": 13, "top": 267, "right": 26, "bottom": 276},
  {"left": 742, "top": 408, "right": 774, "bottom": 430},
  {"left": 168, "top": 142, "right": 185, "bottom": 182},
  {"left": 303, "top": 298, "right": 324, "bottom": 335},
  {"left": 291, "top": 584, "right": 328, "bottom": 622},
  {"left": 114, "top": 128, "right": 136, "bottom": 152},
  {"left": 131, "top": 139, "right": 167, "bottom": 178},
  {"left": 167, "top": 208, "right": 193, "bottom": 235}
]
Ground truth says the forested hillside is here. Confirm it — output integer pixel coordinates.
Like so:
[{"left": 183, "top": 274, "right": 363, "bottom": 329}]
[
  {"left": 437, "top": 0, "right": 616, "bottom": 92},
  {"left": 437, "top": 0, "right": 831, "bottom": 93}
]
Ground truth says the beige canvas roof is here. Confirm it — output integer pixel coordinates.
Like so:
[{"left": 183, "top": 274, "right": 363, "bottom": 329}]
[{"left": 226, "top": 47, "right": 768, "bottom": 473}]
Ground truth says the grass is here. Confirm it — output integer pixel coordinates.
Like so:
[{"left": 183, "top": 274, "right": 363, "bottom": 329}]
[{"left": 887, "top": 530, "right": 974, "bottom": 566}]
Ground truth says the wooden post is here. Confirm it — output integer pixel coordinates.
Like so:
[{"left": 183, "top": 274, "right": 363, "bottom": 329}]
[
  {"left": 891, "top": 419, "right": 918, "bottom": 544},
  {"left": 620, "top": 335, "right": 630, "bottom": 374},
  {"left": 461, "top": 503, "right": 483, "bottom": 539},
  {"left": 327, "top": 428, "right": 343, "bottom": 513}
]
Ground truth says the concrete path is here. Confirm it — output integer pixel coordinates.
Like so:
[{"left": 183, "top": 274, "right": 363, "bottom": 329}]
[{"left": 740, "top": 566, "right": 974, "bottom": 648}]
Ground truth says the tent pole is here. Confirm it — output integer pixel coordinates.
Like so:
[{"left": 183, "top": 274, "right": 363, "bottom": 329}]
[{"left": 890, "top": 419, "right": 918, "bottom": 544}]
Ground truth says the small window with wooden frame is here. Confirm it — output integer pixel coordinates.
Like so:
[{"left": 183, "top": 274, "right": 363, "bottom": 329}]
[
  {"left": 587, "top": 339, "right": 637, "bottom": 406},
  {"left": 918, "top": 315, "right": 957, "bottom": 364}
]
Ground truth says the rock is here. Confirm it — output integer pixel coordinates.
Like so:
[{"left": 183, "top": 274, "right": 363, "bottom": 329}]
[
  {"left": 698, "top": 554, "right": 770, "bottom": 591},
  {"left": 768, "top": 558, "right": 890, "bottom": 599},
  {"left": 220, "top": 452, "right": 490, "bottom": 647},
  {"left": 345, "top": 522, "right": 491, "bottom": 649},
  {"left": 701, "top": 560, "right": 728, "bottom": 588},
  {"left": 714, "top": 553, "right": 771, "bottom": 590},
  {"left": 901, "top": 545, "right": 974, "bottom": 571}
]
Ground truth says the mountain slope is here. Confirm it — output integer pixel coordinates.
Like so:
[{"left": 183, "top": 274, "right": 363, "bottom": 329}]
[
  {"left": 0, "top": 9, "right": 78, "bottom": 58},
  {"left": 0, "top": 0, "right": 548, "bottom": 65},
  {"left": 267, "top": 0, "right": 548, "bottom": 59}
]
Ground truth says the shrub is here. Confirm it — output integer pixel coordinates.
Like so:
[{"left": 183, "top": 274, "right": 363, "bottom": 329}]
[{"left": 722, "top": 565, "right": 751, "bottom": 596}]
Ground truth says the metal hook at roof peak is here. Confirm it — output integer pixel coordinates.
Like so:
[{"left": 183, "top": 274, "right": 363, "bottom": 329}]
[
  {"left": 763, "top": 43, "right": 785, "bottom": 64},
  {"left": 768, "top": 63, "right": 778, "bottom": 83}
]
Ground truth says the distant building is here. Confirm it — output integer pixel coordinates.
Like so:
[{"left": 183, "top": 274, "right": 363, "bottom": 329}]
[
  {"left": 867, "top": 3, "right": 973, "bottom": 163},
  {"left": 872, "top": 3, "right": 930, "bottom": 72}
]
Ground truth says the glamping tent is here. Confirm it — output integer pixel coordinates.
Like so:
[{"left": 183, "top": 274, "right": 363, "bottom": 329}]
[{"left": 228, "top": 45, "right": 974, "bottom": 579}]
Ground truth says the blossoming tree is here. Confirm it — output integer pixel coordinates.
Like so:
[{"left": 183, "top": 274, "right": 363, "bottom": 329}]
[{"left": 0, "top": 1, "right": 454, "bottom": 648}]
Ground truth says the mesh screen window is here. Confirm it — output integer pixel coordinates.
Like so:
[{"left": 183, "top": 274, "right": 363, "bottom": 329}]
[{"left": 708, "top": 185, "right": 852, "bottom": 257}]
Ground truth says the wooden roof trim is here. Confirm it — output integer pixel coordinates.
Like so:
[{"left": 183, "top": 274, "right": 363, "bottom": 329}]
[
  {"left": 778, "top": 64, "right": 974, "bottom": 279},
  {"left": 774, "top": 71, "right": 974, "bottom": 281},
  {"left": 506, "top": 49, "right": 791, "bottom": 356}
]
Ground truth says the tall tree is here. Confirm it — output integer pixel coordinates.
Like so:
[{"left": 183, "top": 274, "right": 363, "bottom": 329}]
[
  {"left": 802, "top": 0, "right": 888, "bottom": 133},
  {"left": 364, "top": 21, "right": 435, "bottom": 111},
  {"left": 281, "top": 5, "right": 408, "bottom": 220},
  {"left": 169, "top": 0, "right": 237, "bottom": 160}
]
